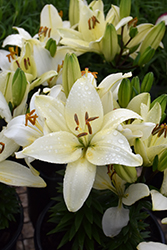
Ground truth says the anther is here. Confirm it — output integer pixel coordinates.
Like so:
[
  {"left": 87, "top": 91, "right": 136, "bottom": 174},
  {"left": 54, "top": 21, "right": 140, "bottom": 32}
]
[
  {"left": 152, "top": 123, "right": 167, "bottom": 138},
  {"left": 81, "top": 68, "right": 98, "bottom": 78},
  {"left": 85, "top": 111, "right": 99, "bottom": 135},
  {"left": 77, "top": 132, "right": 88, "bottom": 138},
  {"left": 25, "top": 109, "right": 38, "bottom": 126},
  {"left": 88, "top": 16, "right": 100, "bottom": 30},
  {"left": 128, "top": 17, "right": 138, "bottom": 27},
  {"left": 0, "top": 142, "right": 5, "bottom": 154}
]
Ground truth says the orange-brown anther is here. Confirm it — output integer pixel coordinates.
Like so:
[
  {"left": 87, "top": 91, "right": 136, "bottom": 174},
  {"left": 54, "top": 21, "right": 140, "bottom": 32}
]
[
  {"left": 128, "top": 17, "right": 138, "bottom": 27},
  {"left": 6, "top": 46, "right": 18, "bottom": 62},
  {"left": 88, "top": 16, "right": 100, "bottom": 30},
  {"left": 0, "top": 142, "right": 5, "bottom": 154},
  {"left": 24, "top": 57, "right": 31, "bottom": 70},
  {"left": 81, "top": 68, "right": 98, "bottom": 78},
  {"left": 25, "top": 109, "right": 38, "bottom": 126},
  {"left": 38, "top": 26, "right": 51, "bottom": 38},
  {"left": 59, "top": 10, "right": 63, "bottom": 18},
  {"left": 77, "top": 132, "right": 88, "bottom": 138},
  {"left": 85, "top": 112, "right": 99, "bottom": 135},
  {"left": 15, "top": 60, "right": 20, "bottom": 68},
  {"left": 152, "top": 123, "right": 167, "bottom": 138}
]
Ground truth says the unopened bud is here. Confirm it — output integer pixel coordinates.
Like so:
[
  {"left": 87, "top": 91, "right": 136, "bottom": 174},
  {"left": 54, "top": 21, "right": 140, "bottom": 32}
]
[
  {"left": 141, "top": 72, "right": 154, "bottom": 93},
  {"left": 62, "top": 53, "right": 81, "bottom": 97},
  {"left": 158, "top": 149, "right": 167, "bottom": 172},
  {"left": 140, "top": 21, "right": 166, "bottom": 54},
  {"left": 120, "top": 0, "right": 131, "bottom": 19},
  {"left": 129, "top": 26, "right": 138, "bottom": 38},
  {"left": 45, "top": 38, "right": 57, "bottom": 57},
  {"left": 131, "top": 76, "right": 140, "bottom": 98},
  {"left": 69, "top": 0, "right": 80, "bottom": 26},
  {"left": 118, "top": 78, "right": 132, "bottom": 107},
  {"left": 101, "top": 23, "right": 119, "bottom": 62},
  {"left": 138, "top": 46, "right": 155, "bottom": 66},
  {"left": 12, "top": 68, "right": 28, "bottom": 107},
  {"left": 114, "top": 164, "right": 137, "bottom": 183}
]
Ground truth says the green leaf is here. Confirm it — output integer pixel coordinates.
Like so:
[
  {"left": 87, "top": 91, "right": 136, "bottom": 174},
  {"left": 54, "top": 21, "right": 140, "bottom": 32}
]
[{"left": 74, "top": 210, "right": 84, "bottom": 232}]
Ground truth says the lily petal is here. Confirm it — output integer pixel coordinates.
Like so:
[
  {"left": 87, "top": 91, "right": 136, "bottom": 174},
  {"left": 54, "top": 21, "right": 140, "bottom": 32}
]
[
  {"left": 65, "top": 76, "right": 103, "bottom": 135},
  {"left": 16, "top": 131, "right": 82, "bottom": 164},
  {"left": 87, "top": 129, "right": 143, "bottom": 166},
  {"left": 102, "top": 205, "right": 129, "bottom": 237},
  {"left": 122, "top": 183, "right": 150, "bottom": 206},
  {"left": 63, "top": 157, "right": 96, "bottom": 212},
  {"left": 137, "top": 241, "right": 167, "bottom": 250},
  {"left": 151, "top": 190, "right": 167, "bottom": 211},
  {"left": 0, "top": 160, "right": 46, "bottom": 187},
  {"left": 0, "top": 91, "right": 12, "bottom": 122}
]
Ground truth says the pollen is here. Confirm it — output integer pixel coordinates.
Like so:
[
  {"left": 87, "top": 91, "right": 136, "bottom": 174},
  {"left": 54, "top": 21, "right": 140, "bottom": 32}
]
[
  {"left": 85, "top": 111, "right": 99, "bottom": 135},
  {"left": 152, "top": 123, "right": 167, "bottom": 138},
  {"left": 38, "top": 26, "right": 51, "bottom": 38},
  {"left": 59, "top": 10, "right": 63, "bottom": 18},
  {"left": 0, "top": 142, "right": 5, "bottom": 154},
  {"left": 6, "top": 46, "right": 18, "bottom": 62},
  {"left": 88, "top": 15, "right": 100, "bottom": 30},
  {"left": 128, "top": 17, "right": 138, "bottom": 27},
  {"left": 25, "top": 109, "right": 38, "bottom": 126},
  {"left": 81, "top": 68, "right": 98, "bottom": 78}
]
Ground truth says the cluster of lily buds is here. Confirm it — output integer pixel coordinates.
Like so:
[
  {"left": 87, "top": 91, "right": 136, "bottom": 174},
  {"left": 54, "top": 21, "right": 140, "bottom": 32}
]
[{"left": 64, "top": 0, "right": 167, "bottom": 69}]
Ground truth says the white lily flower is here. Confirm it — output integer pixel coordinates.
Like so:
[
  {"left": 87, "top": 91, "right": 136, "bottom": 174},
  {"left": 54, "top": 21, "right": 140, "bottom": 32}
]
[
  {"left": 94, "top": 166, "right": 150, "bottom": 237},
  {"left": 14, "top": 76, "right": 143, "bottom": 212},
  {"left": 137, "top": 241, "right": 167, "bottom": 250}
]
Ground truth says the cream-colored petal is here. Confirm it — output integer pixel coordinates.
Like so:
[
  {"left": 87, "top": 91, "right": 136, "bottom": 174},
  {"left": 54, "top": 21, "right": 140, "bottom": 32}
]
[
  {"left": 63, "top": 157, "right": 96, "bottom": 212},
  {"left": 65, "top": 77, "right": 103, "bottom": 135},
  {"left": 102, "top": 205, "right": 129, "bottom": 237},
  {"left": 151, "top": 190, "right": 167, "bottom": 211},
  {"left": 0, "top": 91, "right": 12, "bottom": 122},
  {"left": 35, "top": 95, "right": 69, "bottom": 132},
  {"left": 122, "top": 183, "right": 150, "bottom": 206},
  {"left": 87, "top": 129, "right": 143, "bottom": 166},
  {"left": 17, "top": 131, "right": 82, "bottom": 163},
  {"left": 146, "top": 102, "right": 161, "bottom": 124},
  {"left": 134, "top": 138, "right": 151, "bottom": 166},
  {"left": 160, "top": 169, "right": 167, "bottom": 196},
  {"left": 137, "top": 241, "right": 167, "bottom": 250},
  {"left": 161, "top": 217, "right": 167, "bottom": 224},
  {"left": 0, "top": 128, "right": 19, "bottom": 162},
  {"left": 0, "top": 160, "right": 46, "bottom": 187},
  {"left": 127, "top": 93, "right": 150, "bottom": 115},
  {"left": 102, "top": 108, "right": 142, "bottom": 131}
]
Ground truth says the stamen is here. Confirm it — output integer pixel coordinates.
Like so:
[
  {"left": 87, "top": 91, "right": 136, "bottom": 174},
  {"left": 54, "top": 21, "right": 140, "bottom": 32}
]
[
  {"left": 24, "top": 58, "right": 31, "bottom": 70},
  {"left": 128, "top": 17, "right": 138, "bottom": 27},
  {"left": 0, "top": 142, "right": 5, "bottom": 153},
  {"left": 6, "top": 46, "right": 18, "bottom": 62},
  {"left": 152, "top": 123, "right": 167, "bottom": 138},
  {"left": 88, "top": 16, "right": 100, "bottom": 30},
  {"left": 38, "top": 26, "right": 51, "bottom": 38},
  {"left": 74, "top": 113, "right": 79, "bottom": 125},
  {"left": 57, "top": 61, "right": 64, "bottom": 73},
  {"left": 85, "top": 111, "right": 99, "bottom": 135},
  {"left": 81, "top": 68, "right": 98, "bottom": 78},
  {"left": 77, "top": 132, "right": 88, "bottom": 138},
  {"left": 59, "top": 10, "right": 63, "bottom": 18},
  {"left": 25, "top": 109, "right": 38, "bottom": 126},
  {"left": 15, "top": 60, "right": 20, "bottom": 68}
]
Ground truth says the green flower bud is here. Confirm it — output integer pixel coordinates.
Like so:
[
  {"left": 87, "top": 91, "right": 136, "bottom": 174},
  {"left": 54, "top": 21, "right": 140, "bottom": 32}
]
[
  {"left": 129, "top": 26, "right": 138, "bottom": 39},
  {"left": 118, "top": 78, "right": 132, "bottom": 107},
  {"left": 62, "top": 53, "right": 81, "bottom": 98},
  {"left": 120, "top": 0, "right": 131, "bottom": 19},
  {"left": 158, "top": 149, "right": 167, "bottom": 172},
  {"left": 141, "top": 72, "right": 154, "bottom": 93},
  {"left": 131, "top": 76, "right": 140, "bottom": 98},
  {"left": 45, "top": 38, "right": 57, "bottom": 57},
  {"left": 140, "top": 21, "right": 166, "bottom": 54},
  {"left": 151, "top": 94, "right": 167, "bottom": 122},
  {"left": 101, "top": 23, "right": 119, "bottom": 62},
  {"left": 114, "top": 164, "right": 137, "bottom": 183},
  {"left": 137, "top": 46, "right": 155, "bottom": 67},
  {"left": 12, "top": 68, "right": 28, "bottom": 107},
  {"left": 69, "top": 0, "right": 80, "bottom": 26}
]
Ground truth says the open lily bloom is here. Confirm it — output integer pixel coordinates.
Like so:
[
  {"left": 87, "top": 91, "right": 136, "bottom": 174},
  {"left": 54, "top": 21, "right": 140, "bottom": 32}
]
[
  {"left": 14, "top": 75, "right": 143, "bottom": 212},
  {"left": 137, "top": 241, "right": 167, "bottom": 250},
  {"left": 93, "top": 165, "right": 150, "bottom": 237}
]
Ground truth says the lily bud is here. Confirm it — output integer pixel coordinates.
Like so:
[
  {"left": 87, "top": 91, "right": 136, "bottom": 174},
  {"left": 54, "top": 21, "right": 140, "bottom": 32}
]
[
  {"left": 45, "top": 38, "right": 57, "bottom": 57},
  {"left": 140, "top": 21, "right": 166, "bottom": 54},
  {"left": 62, "top": 53, "right": 81, "bottom": 97},
  {"left": 129, "top": 26, "right": 138, "bottom": 39},
  {"left": 131, "top": 76, "right": 140, "bottom": 98},
  {"left": 118, "top": 78, "right": 132, "bottom": 107},
  {"left": 140, "top": 72, "right": 154, "bottom": 93},
  {"left": 69, "top": 0, "right": 80, "bottom": 26},
  {"left": 101, "top": 23, "right": 119, "bottom": 62},
  {"left": 114, "top": 164, "right": 137, "bottom": 183},
  {"left": 12, "top": 68, "right": 28, "bottom": 107},
  {"left": 158, "top": 149, "right": 167, "bottom": 172},
  {"left": 137, "top": 46, "right": 155, "bottom": 66},
  {"left": 120, "top": 0, "right": 131, "bottom": 19}
]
